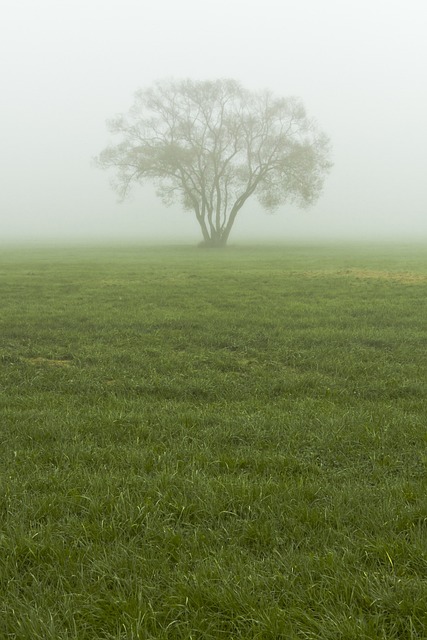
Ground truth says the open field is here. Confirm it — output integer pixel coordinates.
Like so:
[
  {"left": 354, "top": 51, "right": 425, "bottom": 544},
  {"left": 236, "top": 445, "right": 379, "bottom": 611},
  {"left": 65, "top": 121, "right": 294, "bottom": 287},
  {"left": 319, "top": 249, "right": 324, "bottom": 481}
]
[{"left": 1, "top": 243, "right": 426, "bottom": 639}]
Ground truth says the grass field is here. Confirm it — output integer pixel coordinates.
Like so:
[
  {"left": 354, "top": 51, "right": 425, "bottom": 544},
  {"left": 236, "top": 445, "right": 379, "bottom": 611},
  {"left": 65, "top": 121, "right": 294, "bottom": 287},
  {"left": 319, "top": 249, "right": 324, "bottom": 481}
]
[{"left": 1, "top": 243, "right": 426, "bottom": 639}]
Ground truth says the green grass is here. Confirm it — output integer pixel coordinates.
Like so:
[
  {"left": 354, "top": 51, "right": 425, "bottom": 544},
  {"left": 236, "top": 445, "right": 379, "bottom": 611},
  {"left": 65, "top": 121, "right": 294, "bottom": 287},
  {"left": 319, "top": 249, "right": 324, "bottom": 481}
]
[{"left": 1, "top": 243, "right": 426, "bottom": 639}]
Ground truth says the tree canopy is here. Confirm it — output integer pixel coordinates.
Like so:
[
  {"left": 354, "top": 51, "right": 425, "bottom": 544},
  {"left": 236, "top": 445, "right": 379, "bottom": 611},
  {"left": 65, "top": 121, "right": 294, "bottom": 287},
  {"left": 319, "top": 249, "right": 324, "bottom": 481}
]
[{"left": 96, "top": 78, "right": 332, "bottom": 246}]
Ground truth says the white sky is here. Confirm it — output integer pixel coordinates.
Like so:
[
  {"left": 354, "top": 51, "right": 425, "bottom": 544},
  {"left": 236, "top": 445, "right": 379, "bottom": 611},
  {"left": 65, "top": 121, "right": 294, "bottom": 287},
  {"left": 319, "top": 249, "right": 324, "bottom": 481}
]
[{"left": 1, "top": 0, "right": 426, "bottom": 243}]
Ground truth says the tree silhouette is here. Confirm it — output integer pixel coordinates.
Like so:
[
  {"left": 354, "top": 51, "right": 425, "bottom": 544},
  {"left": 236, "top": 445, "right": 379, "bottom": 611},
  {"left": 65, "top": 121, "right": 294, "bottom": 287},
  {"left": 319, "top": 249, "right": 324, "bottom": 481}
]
[{"left": 96, "top": 79, "right": 332, "bottom": 246}]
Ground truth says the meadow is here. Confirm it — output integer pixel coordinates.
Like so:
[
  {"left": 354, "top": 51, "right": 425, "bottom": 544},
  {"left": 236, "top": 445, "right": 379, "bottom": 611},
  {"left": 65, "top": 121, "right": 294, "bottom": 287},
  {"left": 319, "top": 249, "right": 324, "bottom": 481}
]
[{"left": 0, "top": 243, "right": 426, "bottom": 639}]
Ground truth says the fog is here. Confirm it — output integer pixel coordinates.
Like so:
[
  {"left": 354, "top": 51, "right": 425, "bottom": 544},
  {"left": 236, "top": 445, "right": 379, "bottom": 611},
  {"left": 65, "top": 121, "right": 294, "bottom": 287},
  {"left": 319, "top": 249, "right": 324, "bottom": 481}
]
[{"left": 1, "top": 0, "right": 426, "bottom": 244}]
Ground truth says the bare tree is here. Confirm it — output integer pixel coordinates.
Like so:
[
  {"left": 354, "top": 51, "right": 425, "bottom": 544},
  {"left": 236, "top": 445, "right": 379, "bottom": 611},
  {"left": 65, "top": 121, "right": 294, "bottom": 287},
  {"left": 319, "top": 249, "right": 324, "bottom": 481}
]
[{"left": 96, "top": 78, "right": 332, "bottom": 246}]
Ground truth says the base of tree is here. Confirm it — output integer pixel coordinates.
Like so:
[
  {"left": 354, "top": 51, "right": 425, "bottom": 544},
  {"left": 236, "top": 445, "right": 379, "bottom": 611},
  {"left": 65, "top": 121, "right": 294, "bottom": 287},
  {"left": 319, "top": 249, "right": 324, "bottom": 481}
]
[{"left": 198, "top": 239, "right": 228, "bottom": 248}]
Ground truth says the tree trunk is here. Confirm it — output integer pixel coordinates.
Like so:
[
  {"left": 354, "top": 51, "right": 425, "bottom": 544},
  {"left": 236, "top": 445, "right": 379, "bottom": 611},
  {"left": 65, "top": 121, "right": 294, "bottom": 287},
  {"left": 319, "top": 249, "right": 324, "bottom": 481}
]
[
  {"left": 198, "top": 234, "right": 228, "bottom": 248},
  {"left": 196, "top": 217, "right": 228, "bottom": 247}
]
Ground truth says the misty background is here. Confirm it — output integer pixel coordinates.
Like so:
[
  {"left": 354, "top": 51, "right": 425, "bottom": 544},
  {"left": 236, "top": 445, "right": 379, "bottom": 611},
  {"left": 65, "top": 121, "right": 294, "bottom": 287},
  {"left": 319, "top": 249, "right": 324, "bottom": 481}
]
[{"left": 1, "top": 0, "right": 426, "bottom": 244}]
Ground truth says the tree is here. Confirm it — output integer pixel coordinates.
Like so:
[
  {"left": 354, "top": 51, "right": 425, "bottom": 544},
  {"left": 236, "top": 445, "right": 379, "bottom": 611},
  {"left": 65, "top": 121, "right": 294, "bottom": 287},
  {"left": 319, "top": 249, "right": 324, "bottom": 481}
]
[{"left": 96, "top": 78, "right": 332, "bottom": 247}]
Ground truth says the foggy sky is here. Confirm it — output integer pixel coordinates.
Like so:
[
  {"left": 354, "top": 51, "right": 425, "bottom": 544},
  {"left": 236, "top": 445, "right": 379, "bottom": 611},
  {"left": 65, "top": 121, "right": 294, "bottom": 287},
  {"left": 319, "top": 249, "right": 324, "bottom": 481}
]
[{"left": 1, "top": 0, "right": 426, "bottom": 243}]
